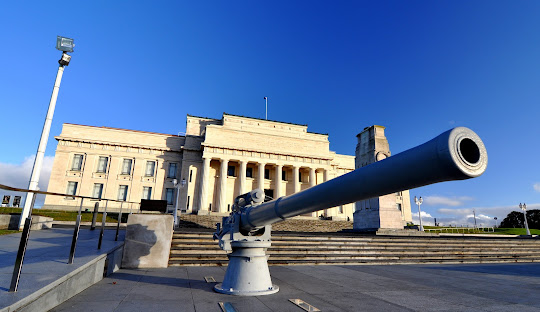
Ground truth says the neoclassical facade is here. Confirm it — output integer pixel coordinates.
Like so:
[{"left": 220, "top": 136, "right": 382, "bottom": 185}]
[{"left": 44, "top": 113, "right": 357, "bottom": 220}]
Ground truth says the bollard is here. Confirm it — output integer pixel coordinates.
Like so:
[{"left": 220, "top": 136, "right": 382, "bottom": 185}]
[
  {"left": 68, "top": 198, "right": 84, "bottom": 264},
  {"left": 98, "top": 201, "right": 108, "bottom": 249},
  {"left": 90, "top": 202, "right": 99, "bottom": 230},
  {"left": 115, "top": 201, "right": 123, "bottom": 241}
]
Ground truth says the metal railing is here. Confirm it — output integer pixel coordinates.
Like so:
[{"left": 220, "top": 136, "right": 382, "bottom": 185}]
[
  {"left": 425, "top": 227, "right": 495, "bottom": 233},
  {"left": 0, "top": 183, "right": 140, "bottom": 292}
]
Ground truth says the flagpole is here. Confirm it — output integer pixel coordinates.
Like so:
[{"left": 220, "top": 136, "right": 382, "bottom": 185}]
[{"left": 264, "top": 97, "right": 268, "bottom": 120}]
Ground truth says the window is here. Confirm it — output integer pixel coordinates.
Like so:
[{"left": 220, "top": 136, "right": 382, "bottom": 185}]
[
  {"left": 142, "top": 186, "right": 152, "bottom": 200},
  {"left": 66, "top": 181, "right": 78, "bottom": 196},
  {"left": 145, "top": 161, "right": 156, "bottom": 177},
  {"left": 246, "top": 167, "right": 253, "bottom": 178},
  {"left": 282, "top": 170, "right": 287, "bottom": 181},
  {"left": 187, "top": 196, "right": 191, "bottom": 209},
  {"left": 397, "top": 203, "right": 402, "bottom": 211},
  {"left": 189, "top": 170, "right": 193, "bottom": 182},
  {"left": 339, "top": 205, "right": 344, "bottom": 214},
  {"left": 168, "top": 163, "right": 177, "bottom": 178},
  {"left": 117, "top": 185, "right": 128, "bottom": 201},
  {"left": 227, "top": 165, "right": 235, "bottom": 177},
  {"left": 165, "top": 188, "right": 174, "bottom": 205},
  {"left": 299, "top": 172, "right": 303, "bottom": 182},
  {"left": 264, "top": 169, "right": 270, "bottom": 179},
  {"left": 92, "top": 183, "right": 104, "bottom": 199},
  {"left": 121, "top": 159, "right": 132, "bottom": 175},
  {"left": 97, "top": 156, "right": 108, "bottom": 173},
  {"left": 71, "top": 154, "right": 84, "bottom": 171}
]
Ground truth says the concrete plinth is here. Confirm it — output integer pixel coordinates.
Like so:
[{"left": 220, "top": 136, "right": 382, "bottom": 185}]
[{"left": 121, "top": 214, "right": 173, "bottom": 269}]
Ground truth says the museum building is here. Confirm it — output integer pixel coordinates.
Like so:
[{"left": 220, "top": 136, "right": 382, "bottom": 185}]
[{"left": 43, "top": 113, "right": 412, "bottom": 226}]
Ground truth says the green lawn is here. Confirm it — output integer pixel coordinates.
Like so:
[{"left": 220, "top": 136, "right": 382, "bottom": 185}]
[
  {"left": 0, "top": 229, "right": 19, "bottom": 235},
  {"left": 0, "top": 208, "right": 127, "bottom": 223},
  {"left": 492, "top": 228, "right": 540, "bottom": 235}
]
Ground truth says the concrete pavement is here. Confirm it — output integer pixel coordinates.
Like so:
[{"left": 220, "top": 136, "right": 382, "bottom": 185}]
[
  {"left": 0, "top": 228, "right": 124, "bottom": 312},
  {"left": 51, "top": 263, "right": 540, "bottom": 312}
]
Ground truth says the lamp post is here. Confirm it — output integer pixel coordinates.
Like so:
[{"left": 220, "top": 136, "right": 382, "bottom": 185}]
[
  {"left": 414, "top": 196, "right": 424, "bottom": 231},
  {"left": 173, "top": 178, "right": 186, "bottom": 228},
  {"left": 19, "top": 36, "right": 74, "bottom": 230},
  {"left": 494, "top": 217, "right": 498, "bottom": 228},
  {"left": 519, "top": 203, "right": 531, "bottom": 236}
]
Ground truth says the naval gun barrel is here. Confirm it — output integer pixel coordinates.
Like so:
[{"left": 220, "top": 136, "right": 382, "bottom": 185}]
[{"left": 240, "top": 127, "right": 487, "bottom": 232}]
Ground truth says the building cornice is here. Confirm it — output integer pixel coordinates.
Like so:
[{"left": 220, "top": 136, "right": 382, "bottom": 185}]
[
  {"left": 63, "top": 123, "right": 184, "bottom": 138},
  {"left": 201, "top": 142, "right": 334, "bottom": 162},
  {"left": 55, "top": 136, "right": 183, "bottom": 153}
]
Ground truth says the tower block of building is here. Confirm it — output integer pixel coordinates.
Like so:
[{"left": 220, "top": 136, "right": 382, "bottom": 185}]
[{"left": 353, "top": 125, "right": 412, "bottom": 231}]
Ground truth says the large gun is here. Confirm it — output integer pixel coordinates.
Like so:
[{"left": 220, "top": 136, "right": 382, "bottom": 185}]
[{"left": 213, "top": 127, "right": 488, "bottom": 296}]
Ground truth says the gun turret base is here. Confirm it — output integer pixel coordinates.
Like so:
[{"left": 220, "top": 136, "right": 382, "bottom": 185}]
[{"left": 214, "top": 240, "right": 279, "bottom": 296}]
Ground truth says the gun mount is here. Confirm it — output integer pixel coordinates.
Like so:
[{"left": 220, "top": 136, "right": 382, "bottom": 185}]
[{"left": 213, "top": 127, "right": 488, "bottom": 296}]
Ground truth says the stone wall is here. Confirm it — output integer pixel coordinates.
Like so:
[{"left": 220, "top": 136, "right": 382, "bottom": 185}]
[{"left": 179, "top": 214, "right": 353, "bottom": 233}]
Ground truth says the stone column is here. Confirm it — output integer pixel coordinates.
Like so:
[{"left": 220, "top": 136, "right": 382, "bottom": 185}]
[
  {"left": 309, "top": 167, "right": 317, "bottom": 217},
  {"left": 197, "top": 157, "right": 211, "bottom": 213},
  {"left": 258, "top": 162, "right": 266, "bottom": 191},
  {"left": 275, "top": 164, "right": 283, "bottom": 199},
  {"left": 218, "top": 159, "right": 229, "bottom": 212},
  {"left": 323, "top": 169, "right": 330, "bottom": 217},
  {"left": 239, "top": 160, "right": 247, "bottom": 194},
  {"left": 292, "top": 166, "right": 300, "bottom": 194},
  {"left": 309, "top": 167, "right": 316, "bottom": 187}
]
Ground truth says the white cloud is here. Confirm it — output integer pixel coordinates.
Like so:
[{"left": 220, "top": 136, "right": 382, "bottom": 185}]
[
  {"left": 434, "top": 204, "right": 540, "bottom": 227},
  {"left": 423, "top": 195, "right": 474, "bottom": 207},
  {"left": 411, "top": 211, "right": 435, "bottom": 226},
  {"left": 534, "top": 183, "right": 540, "bottom": 193},
  {"left": 0, "top": 155, "right": 54, "bottom": 207}
]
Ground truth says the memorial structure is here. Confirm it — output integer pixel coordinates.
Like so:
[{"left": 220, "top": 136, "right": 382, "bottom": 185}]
[
  {"left": 44, "top": 113, "right": 399, "bottom": 222},
  {"left": 354, "top": 125, "right": 413, "bottom": 230}
]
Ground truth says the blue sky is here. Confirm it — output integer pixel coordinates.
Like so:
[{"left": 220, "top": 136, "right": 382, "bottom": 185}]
[{"left": 0, "top": 1, "right": 539, "bottom": 225}]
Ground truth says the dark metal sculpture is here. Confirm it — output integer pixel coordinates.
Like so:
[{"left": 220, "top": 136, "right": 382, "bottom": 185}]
[{"left": 213, "top": 127, "right": 488, "bottom": 296}]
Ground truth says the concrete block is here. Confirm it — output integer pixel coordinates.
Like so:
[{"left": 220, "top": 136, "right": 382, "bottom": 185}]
[
  {"left": 121, "top": 214, "right": 173, "bottom": 269},
  {"left": 0, "top": 215, "right": 53, "bottom": 230},
  {"left": 106, "top": 246, "right": 124, "bottom": 276}
]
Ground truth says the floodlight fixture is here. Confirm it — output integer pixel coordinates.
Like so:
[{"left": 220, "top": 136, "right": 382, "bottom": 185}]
[
  {"left": 56, "top": 36, "right": 75, "bottom": 53},
  {"left": 59, "top": 53, "right": 71, "bottom": 66}
]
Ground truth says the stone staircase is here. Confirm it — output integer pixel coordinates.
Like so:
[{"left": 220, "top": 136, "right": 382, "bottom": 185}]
[{"left": 169, "top": 231, "right": 540, "bottom": 267}]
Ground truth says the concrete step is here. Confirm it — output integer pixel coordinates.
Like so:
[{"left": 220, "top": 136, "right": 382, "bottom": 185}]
[
  {"left": 169, "top": 232, "right": 540, "bottom": 267},
  {"left": 170, "top": 251, "right": 540, "bottom": 260},
  {"left": 172, "top": 234, "right": 540, "bottom": 245},
  {"left": 168, "top": 257, "right": 540, "bottom": 267},
  {"left": 170, "top": 246, "right": 540, "bottom": 255},
  {"left": 171, "top": 240, "right": 539, "bottom": 249}
]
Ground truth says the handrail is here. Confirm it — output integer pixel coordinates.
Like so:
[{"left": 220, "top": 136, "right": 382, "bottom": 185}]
[
  {"left": 0, "top": 183, "right": 140, "bottom": 205},
  {"left": 425, "top": 227, "right": 495, "bottom": 233},
  {"left": 0, "top": 183, "right": 139, "bottom": 292}
]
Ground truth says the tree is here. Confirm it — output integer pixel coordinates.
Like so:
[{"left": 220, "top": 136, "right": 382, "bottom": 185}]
[{"left": 499, "top": 209, "right": 540, "bottom": 229}]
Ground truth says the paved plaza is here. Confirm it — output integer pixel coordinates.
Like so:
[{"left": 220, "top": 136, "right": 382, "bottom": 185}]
[
  {"left": 0, "top": 228, "right": 124, "bottom": 312},
  {"left": 51, "top": 263, "right": 540, "bottom": 312},
  {"left": 1, "top": 228, "right": 540, "bottom": 312}
]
